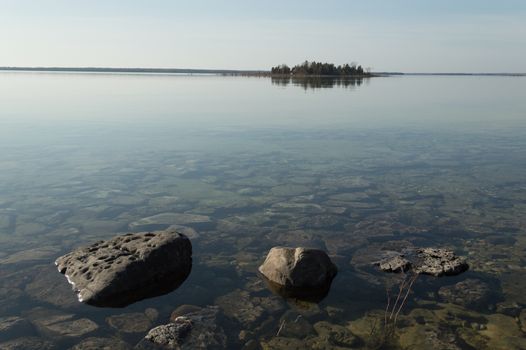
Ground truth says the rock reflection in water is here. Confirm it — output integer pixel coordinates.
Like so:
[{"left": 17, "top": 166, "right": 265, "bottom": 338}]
[{"left": 259, "top": 274, "right": 334, "bottom": 303}]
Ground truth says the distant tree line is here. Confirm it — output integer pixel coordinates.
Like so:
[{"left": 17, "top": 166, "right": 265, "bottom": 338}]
[{"left": 271, "top": 61, "right": 370, "bottom": 76}]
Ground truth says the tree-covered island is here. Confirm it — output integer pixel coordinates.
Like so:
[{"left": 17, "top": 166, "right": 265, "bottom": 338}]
[{"left": 271, "top": 61, "right": 371, "bottom": 77}]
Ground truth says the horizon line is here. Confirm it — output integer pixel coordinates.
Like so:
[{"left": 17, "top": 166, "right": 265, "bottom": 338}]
[{"left": 0, "top": 66, "right": 525, "bottom": 76}]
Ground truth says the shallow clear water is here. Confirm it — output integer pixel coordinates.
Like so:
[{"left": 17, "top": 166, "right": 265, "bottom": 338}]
[{"left": 0, "top": 72, "right": 525, "bottom": 349}]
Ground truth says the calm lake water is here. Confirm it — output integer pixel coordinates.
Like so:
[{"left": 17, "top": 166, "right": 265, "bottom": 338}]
[{"left": 0, "top": 72, "right": 525, "bottom": 349}]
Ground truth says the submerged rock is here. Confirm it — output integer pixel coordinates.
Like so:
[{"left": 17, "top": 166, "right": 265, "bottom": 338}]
[
  {"left": 69, "top": 337, "right": 131, "bottom": 350},
  {"left": 0, "top": 336, "right": 55, "bottom": 350},
  {"left": 136, "top": 306, "right": 226, "bottom": 350},
  {"left": 106, "top": 312, "right": 152, "bottom": 333},
  {"left": 215, "top": 289, "right": 266, "bottom": 326},
  {"left": 495, "top": 302, "right": 522, "bottom": 317},
  {"left": 398, "top": 325, "right": 463, "bottom": 350},
  {"left": 0, "top": 246, "right": 60, "bottom": 265},
  {"left": 55, "top": 230, "right": 192, "bottom": 307},
  {"left": 260, "top": 337, "right": 307, "bottom": 350},
  {"left": 129, "top": 213, "right": 210, "bottom": 231},
  {"left": 438, "top": 279, "right": 493, "bottom": 309},
  {"left": 259, "top": 247, "right": 337, "bottom": 289},
  {"left": 277, "top": 310, "right": 315, "bottom": 338},
  {"left": 481, "top": 313, "right": 526, "bottom": 350},
  {"left": 0, "top": 316, "right": 34, "bottom": 341},
  {"left": 313, "top": 321, "right": 359, "bottom": 348},
  {"left": 25, "top": 307, "right": 98, "bottom": 339}
]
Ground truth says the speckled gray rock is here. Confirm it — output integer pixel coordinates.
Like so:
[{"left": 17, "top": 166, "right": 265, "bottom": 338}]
[
  {"left": 55, "top": 230, "right": 192, "bottom": 307},
  {"left": 414, "top": 248, "right": 468, "bottom": 277},
  {"left": 136, "top": 306, "right": 226, "bottom": 350},
  {"left": 258, "top": 247, "right": 337, "bottom": 288},
  {"left": 143, "top": 320, "right": 193, "bottom": 348},
  {"left": 375, "top": 247, "right": 468, "bottom": 277},
  {"left": 377, "top": 254, "right": 411, "bottom": 273}
]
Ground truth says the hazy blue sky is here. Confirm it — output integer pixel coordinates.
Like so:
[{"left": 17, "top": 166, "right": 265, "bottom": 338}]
[{"left": 1, "top": 0, "right": 525, "bottom": 72}]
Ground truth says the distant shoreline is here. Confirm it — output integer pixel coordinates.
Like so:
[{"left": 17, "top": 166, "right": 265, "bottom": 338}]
[{"left": 0, "top": 67, "right": 524, "bottom": 77}]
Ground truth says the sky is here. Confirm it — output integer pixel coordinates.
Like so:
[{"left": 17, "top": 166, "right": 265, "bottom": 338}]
[{"left": 1, "top": 0, "right": 525, "bottom": 73}]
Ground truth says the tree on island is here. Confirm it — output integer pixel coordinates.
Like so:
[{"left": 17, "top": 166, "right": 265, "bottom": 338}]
[{"left": 271, "top": 61, "right": 369, "bottom": 76}]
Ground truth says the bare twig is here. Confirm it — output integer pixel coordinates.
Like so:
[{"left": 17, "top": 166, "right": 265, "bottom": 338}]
[
  {"left": 384, "top": 286, "right": 391, "bottom": 329},
  {"left": 394, "top": 273, "right": 418, "bottom": 325},
  {"left": 276, "top": 319, "right": 286, "bottom": 336},
  {"left": 389, "top": 274, "right": 407, "bottom": 320}
]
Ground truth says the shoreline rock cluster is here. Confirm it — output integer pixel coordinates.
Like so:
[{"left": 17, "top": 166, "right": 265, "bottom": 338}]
[{"left": 49, "top": 229, "right": 477, "bottom": 349}]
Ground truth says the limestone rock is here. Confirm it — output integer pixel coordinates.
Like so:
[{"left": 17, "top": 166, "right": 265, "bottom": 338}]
[
  {"left": 376, "top": 254, "right": 411, "bottom": 273},
  {"left": 414, "top": 248, "right": 469, "bottom": 277},
  {"left": 55, "top": 230, "right": 192, "bottom": 307},
  {"left": 375, "top": 247, "right": 468, "bottom": 277},
  {"left": 259, "top": 247, "right": 337, "bottom": 289},
  {"left": 136, "top": 306, "right": 226, "bottom": 350}
]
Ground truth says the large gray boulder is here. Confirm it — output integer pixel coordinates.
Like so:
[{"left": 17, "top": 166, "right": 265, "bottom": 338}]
[
  {"left": 55, "top": 230, "right": 192, "bottom": 307},
  {"left": 258, "top": 247, "right": 337, "bottom": 300}
]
